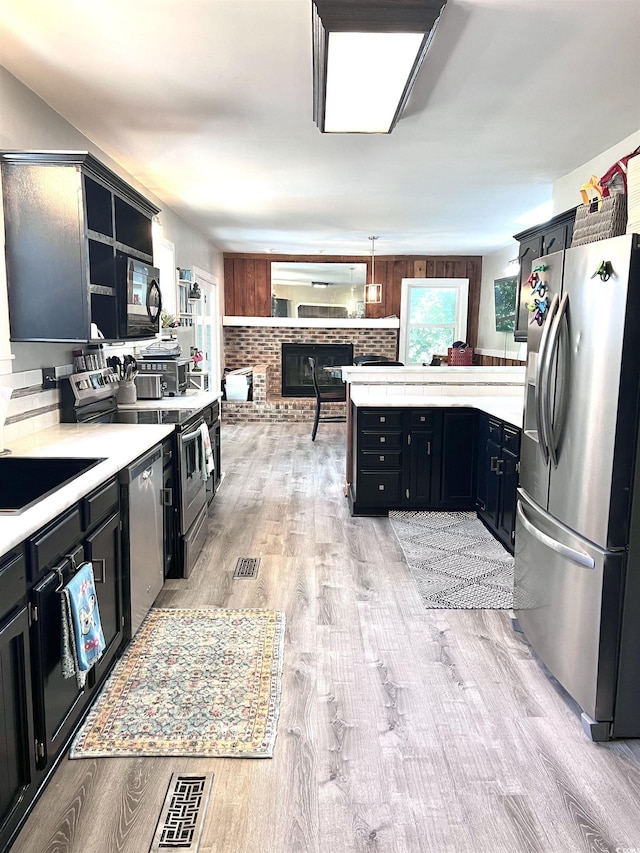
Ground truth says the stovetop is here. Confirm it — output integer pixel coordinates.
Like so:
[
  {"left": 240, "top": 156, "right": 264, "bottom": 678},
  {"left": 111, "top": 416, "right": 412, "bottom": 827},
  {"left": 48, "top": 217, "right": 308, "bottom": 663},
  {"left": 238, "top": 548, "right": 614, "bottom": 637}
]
[{"left": 112, "top": 408, "right": 203, "bottom": 426}]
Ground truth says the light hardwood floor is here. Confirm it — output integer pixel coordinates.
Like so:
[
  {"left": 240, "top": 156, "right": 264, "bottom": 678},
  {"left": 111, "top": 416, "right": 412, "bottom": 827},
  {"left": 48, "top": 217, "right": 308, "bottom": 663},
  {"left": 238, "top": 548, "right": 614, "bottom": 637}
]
[{"left": 12, "top": 423, "right": 640, "bottom": 853}]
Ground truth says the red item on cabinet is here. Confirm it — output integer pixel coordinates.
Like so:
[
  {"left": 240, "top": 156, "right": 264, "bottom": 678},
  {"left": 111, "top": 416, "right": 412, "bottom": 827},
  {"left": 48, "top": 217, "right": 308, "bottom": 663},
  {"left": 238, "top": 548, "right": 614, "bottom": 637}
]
[{"left": 448, "top": 346, "right": 473, "bottom": 366}]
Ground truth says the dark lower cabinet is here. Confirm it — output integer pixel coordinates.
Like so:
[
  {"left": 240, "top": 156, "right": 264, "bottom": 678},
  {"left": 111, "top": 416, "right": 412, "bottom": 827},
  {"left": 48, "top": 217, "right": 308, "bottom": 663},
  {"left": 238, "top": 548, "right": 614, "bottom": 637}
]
[
  {"left": 162, "top": 439, "right": 177, "bottom": 579},
  {"left": 0, "top": 595, "right": 36, "bottom": 853},
  {"left": 355, "top": 408, "right": 404, "bottom": 509},
  {"left": 476, "top": 413, "right": 521, "bottom": 553},
  {"left": 83, "top": 511, "right": 122, "bottom": 686},
  {"left": 440, "top": 410, "right": 477, "bottom": 508},
  {"left": 350, "top": 406, "right": 477, "bottom": 515},
  {"left": 407, "top": 414, "right": 437, "bottom": 505},
  {"left": 0, "top": 475, "right": 126, "bottom": 851},
  {"left": 30, "top": 545, "right": 87, "bottom": 770}
]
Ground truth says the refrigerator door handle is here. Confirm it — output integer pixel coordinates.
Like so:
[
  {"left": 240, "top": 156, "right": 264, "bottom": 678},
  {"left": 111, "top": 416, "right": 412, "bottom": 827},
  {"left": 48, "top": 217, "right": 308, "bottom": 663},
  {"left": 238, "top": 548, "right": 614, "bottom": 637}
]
[
  {"left": 536, "top": 293, "right": 559, "bottom": 466},
  {"left": 544, "top": 293, "right": 569, "bottom": 468},
  {"left": 516, "top": 501, "right": 595, "bottom": 570}
]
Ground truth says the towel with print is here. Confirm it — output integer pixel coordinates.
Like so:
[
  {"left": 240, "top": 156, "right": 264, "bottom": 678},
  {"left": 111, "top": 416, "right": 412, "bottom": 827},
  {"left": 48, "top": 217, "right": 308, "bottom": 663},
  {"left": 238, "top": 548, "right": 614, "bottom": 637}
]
[
  {"left": 61, "top": 561, "right": 106, "bottom": 688},
  {"left": 199, "top": 421, "right": 214, "bottom": 478}
]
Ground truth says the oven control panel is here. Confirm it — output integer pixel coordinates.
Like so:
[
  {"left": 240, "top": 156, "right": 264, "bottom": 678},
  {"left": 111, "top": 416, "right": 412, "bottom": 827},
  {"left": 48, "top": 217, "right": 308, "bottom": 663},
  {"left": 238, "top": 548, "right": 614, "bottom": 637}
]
[{"left": 68, "top": 368, "right": 119, "bottom": 404}]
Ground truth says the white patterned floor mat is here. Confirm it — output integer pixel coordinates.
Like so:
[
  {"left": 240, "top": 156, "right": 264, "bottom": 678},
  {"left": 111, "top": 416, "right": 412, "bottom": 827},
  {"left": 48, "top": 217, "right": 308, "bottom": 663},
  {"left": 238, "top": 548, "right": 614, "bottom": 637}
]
[{"left": 389, "top": 510, "right": 514, "bottom": 609}]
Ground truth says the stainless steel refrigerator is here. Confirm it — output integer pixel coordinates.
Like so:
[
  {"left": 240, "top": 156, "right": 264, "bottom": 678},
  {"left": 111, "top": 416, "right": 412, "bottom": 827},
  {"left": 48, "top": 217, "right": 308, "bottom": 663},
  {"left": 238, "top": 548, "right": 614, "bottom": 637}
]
[{"left": 515, "top": 233, "right": 640, "bottom": 741}]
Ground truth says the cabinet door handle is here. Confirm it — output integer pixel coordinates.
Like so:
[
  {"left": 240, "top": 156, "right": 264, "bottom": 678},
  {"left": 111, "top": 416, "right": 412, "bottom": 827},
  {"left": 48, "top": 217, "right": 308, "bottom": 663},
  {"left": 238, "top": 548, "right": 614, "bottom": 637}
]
[
  {"left": 407, "top": 434, "right": 411, "bottom": 446},
  {"left": 92, "top": 558, "right": 106, "bottom": 584},
  {"left": 379, "top": 416, "right": 386, "bottom": 423},
  {"left": 490, "top": 456, "right": 499, "bottom": 471},
  {"left": 162, "top": 487, "right": 173, "bottom": 506},
  {"left": 496, "top": 458, "right": 504, "bottom": 476},
  {"left": 378, "top": 484, "right": 385, "bottom": 491},
  {"left": 379, "top": 436, "right": 386, "bottom": 443},
  {"left": 427, "top": 441, "right": 431, "bottom": 455}
]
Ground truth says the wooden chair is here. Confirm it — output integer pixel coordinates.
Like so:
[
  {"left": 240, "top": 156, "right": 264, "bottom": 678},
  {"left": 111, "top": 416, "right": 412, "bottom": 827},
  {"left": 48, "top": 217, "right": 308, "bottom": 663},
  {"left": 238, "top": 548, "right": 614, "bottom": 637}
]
[{"left": 308, "top": 357, "right": 346, "bottom": 441}]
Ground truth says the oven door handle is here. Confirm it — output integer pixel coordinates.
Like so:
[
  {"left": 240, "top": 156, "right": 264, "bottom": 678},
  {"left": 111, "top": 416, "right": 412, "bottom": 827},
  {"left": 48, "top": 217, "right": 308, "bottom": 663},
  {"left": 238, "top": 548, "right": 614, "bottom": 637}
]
[{"left": 181, "top": 423, "right": 204, "bottom": 443}]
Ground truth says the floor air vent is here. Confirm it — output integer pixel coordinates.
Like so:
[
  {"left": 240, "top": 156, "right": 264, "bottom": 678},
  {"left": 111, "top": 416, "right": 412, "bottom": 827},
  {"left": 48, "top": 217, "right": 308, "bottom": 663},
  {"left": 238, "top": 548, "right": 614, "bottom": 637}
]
[
  {"left": 233, "top": 557, "right": 260, "bottom": 578},
  {"left": 150, "top": 773, "right": 213, "bottom": 852}
]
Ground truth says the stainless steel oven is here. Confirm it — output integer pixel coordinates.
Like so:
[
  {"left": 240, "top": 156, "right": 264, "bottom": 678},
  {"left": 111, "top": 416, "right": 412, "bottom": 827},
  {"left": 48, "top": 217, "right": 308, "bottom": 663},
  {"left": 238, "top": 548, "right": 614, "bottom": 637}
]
[
  {"left": 60, "top": 369, "right": 209, "bottom": 579},
  {"left": 176, "top": 419, "right": 208, "bottom": 578}
]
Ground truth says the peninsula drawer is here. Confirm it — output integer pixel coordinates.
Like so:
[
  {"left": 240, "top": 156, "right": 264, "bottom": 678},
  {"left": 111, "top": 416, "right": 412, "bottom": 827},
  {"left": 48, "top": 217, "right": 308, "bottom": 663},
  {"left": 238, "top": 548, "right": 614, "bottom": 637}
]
[
  {"left": 359, "top": 430, "right": 403, "bottom": 451},
  {"left": 410, "top": 410, "right": 436, "bottom": 427},
  {"left": 358, "top": 449, "right": 402, "bottom": 468},
  {"left": 357, "top": 470, "right": 402, "bottom": 505},
  {"left": 502, "top": 425, "right": 521, "bottom": 454},
  {"left": 487, "top": 418, "right": 503, "bottom": 442},
  {"left": 359, "top": 410, "right": 403, "bottom": 429}
]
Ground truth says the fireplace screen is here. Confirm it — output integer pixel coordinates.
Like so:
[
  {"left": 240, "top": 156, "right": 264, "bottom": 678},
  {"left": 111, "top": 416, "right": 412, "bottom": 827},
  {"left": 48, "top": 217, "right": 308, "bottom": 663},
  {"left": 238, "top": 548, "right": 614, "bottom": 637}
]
[{"left": 281, "top": 343, "right": 353, "bottom": 397}]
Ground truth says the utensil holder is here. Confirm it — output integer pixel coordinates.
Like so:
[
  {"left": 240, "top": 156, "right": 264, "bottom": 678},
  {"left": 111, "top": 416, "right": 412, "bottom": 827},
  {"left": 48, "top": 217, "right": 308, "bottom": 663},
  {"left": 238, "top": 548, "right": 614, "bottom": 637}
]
[{"left": 117, "top": 380, "right": 137, "bottom": 405}]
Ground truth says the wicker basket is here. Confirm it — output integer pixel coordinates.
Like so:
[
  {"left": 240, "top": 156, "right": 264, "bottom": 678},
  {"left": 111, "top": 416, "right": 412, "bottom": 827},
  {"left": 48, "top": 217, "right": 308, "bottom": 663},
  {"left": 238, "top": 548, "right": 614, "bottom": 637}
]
[{"left": 447, "top": 346, "right": 473, "bottom": 366}]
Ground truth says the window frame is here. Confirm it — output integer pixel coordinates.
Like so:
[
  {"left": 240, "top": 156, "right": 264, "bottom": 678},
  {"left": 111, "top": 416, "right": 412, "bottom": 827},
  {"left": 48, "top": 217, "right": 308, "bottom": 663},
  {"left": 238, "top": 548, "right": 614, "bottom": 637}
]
[{"left": 399, "top": 278, "right": 470, "bottom": 365}]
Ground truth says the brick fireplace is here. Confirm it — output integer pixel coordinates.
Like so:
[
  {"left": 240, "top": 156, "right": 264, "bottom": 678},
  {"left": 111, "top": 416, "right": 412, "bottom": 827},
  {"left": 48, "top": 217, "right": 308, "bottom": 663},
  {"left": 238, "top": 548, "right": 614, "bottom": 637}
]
[{"left": 221, "top": 322, "right": 398, "bottom": 423}]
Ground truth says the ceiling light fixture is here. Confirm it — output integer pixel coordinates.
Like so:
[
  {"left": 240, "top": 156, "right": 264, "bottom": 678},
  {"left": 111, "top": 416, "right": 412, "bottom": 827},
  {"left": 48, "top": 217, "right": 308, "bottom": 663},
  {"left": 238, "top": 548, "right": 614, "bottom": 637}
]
[
  {"left": 312, "top": 0, "right": 447, "bottom": 134},
  {"left": 312, "top": 281, "right": 330, "bottom": 288},
  {"left": 365, "top": 236, "right": 382, "bottom": 304}
]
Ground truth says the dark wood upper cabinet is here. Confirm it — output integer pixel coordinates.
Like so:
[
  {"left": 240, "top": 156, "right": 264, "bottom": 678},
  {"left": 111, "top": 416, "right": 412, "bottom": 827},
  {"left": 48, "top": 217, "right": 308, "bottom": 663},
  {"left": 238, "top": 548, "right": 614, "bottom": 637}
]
[
  {"left": 1, "top": 151, "right": 160, "bottom": 343},
  {"left": 513, "top": 207, "right": 576, "bottom": 343}
]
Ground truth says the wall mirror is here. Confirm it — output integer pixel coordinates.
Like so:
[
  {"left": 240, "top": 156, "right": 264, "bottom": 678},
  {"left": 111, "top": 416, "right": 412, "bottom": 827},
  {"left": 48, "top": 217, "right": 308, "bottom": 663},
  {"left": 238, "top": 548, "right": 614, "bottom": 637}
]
[{"left": 271, "top": 262, "right": 367, "bottom": 318}]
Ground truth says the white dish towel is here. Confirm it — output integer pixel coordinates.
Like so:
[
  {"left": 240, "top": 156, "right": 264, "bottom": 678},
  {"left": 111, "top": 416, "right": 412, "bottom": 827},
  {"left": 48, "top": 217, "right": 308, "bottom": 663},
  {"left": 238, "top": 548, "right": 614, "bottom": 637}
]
[{"left": 199, "top": 422, "right": 214, "bottom": 479}]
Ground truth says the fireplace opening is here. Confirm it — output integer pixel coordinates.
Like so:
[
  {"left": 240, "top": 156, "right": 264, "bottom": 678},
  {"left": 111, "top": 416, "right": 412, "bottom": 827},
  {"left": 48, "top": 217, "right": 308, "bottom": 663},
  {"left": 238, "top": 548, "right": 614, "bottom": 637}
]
[{"left": 281, "top": 343, "right": 353, "bottom": 397}]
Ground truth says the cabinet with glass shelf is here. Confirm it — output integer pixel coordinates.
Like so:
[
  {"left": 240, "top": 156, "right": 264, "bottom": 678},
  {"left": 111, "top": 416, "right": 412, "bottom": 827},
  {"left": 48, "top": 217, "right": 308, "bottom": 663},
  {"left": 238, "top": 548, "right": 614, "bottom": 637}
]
[{"left": 176, "top": 268, "right": 195, "bottom": 328}]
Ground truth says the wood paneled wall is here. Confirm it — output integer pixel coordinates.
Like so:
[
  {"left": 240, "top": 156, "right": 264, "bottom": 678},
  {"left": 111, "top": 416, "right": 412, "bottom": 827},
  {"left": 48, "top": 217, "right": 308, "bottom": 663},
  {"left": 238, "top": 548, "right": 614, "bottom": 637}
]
[{"left": 223, "top": 254, "right": 483, "bottom": 348}]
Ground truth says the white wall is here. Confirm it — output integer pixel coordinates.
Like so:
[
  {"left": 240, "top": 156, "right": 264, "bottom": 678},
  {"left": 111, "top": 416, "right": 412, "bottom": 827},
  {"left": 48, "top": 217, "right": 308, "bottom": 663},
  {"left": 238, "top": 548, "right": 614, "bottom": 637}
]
[
  {"left": 0, "top": 68, "right": 223, "bottom": 372},
  {"left": 477, "top": 128, "right": 640, "bottom": 358},
  {"left": 476, "top": 243, "right": 524, "bottom": 360},
  {"left": 553, "top": 130, "right": 640, "bottom": 214}
]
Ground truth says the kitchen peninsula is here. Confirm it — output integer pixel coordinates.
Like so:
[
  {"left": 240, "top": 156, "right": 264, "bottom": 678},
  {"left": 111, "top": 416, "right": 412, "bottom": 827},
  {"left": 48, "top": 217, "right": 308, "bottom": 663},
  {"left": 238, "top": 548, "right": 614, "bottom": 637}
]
[{"left": 343, "top": 366, "right": 525, "bottom": 550}]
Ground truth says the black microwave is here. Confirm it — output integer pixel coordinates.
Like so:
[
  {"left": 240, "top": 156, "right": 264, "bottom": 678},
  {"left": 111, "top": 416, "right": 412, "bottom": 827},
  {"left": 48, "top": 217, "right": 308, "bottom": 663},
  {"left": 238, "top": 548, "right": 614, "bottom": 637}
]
[{"left": 116, "top": 252, "right": 162, "bottom": 339}]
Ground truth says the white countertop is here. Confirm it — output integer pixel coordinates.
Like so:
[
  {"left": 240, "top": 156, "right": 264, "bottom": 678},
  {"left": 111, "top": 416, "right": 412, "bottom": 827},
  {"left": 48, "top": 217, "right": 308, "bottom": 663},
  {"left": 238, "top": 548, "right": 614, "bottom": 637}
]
[
  {"left": 350, "top": 387, "right": 524, "bottom": 429},
  {"left": 119, "top": 389, "right": 221, "bottom": 411},
  {"left": 342, "top": 365, "right": 526, "bottom": 384},
  {"left": 0, "top": 423, "right": 174, "bottom": 558}
]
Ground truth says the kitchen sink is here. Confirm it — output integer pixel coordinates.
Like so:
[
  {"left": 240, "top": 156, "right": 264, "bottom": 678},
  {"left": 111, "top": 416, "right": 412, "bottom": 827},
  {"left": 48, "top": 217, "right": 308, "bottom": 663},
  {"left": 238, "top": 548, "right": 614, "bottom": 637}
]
[{"left": 0, "top": 456, "right": 105, "bottom": 514}]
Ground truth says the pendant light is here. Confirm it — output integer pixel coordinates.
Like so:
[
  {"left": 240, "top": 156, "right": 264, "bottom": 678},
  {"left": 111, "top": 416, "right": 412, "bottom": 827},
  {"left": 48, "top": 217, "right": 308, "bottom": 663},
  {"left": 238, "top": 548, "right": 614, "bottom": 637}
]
[{"left": 365, "top": 236, "right": 382, "bottom": 304}]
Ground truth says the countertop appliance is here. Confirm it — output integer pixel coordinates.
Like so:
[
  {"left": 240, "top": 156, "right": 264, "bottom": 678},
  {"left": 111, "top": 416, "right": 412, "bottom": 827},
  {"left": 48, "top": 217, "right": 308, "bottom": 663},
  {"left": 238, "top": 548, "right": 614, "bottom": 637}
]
[
  {"left": 138, "top": 357, "right": 189, "bottom": 396},
  {"left": 515, "top": 233, "right": 640, "bottom": 741},
  {"left": 60, "top": 372, "right": 213, "bottom": 579},
  {"left": 116, "top": 253, "right": 162, "bottom": 339},
  {"left": 134, "top": 373, "right": 163, "bottom": 399},
  {"left": 120, "top": 445, "right": 164, "bottom": 638}
]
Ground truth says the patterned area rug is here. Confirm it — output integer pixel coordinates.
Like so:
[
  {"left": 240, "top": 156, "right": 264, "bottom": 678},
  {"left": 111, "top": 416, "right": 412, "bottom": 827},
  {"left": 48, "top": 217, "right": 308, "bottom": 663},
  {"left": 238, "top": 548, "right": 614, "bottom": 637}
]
[
  {"left": 70, "top": 608, "right": 285, "bottom": 758},
  {"left": 389, "top": 511, "right": 514, "bottom": 609}
]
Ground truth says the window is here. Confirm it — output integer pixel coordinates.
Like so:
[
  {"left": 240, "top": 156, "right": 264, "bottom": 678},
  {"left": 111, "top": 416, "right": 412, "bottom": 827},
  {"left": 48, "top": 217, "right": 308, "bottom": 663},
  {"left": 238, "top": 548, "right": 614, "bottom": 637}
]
[{"left": 399, "top": 278, "right": 469, "bottom": 365}]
